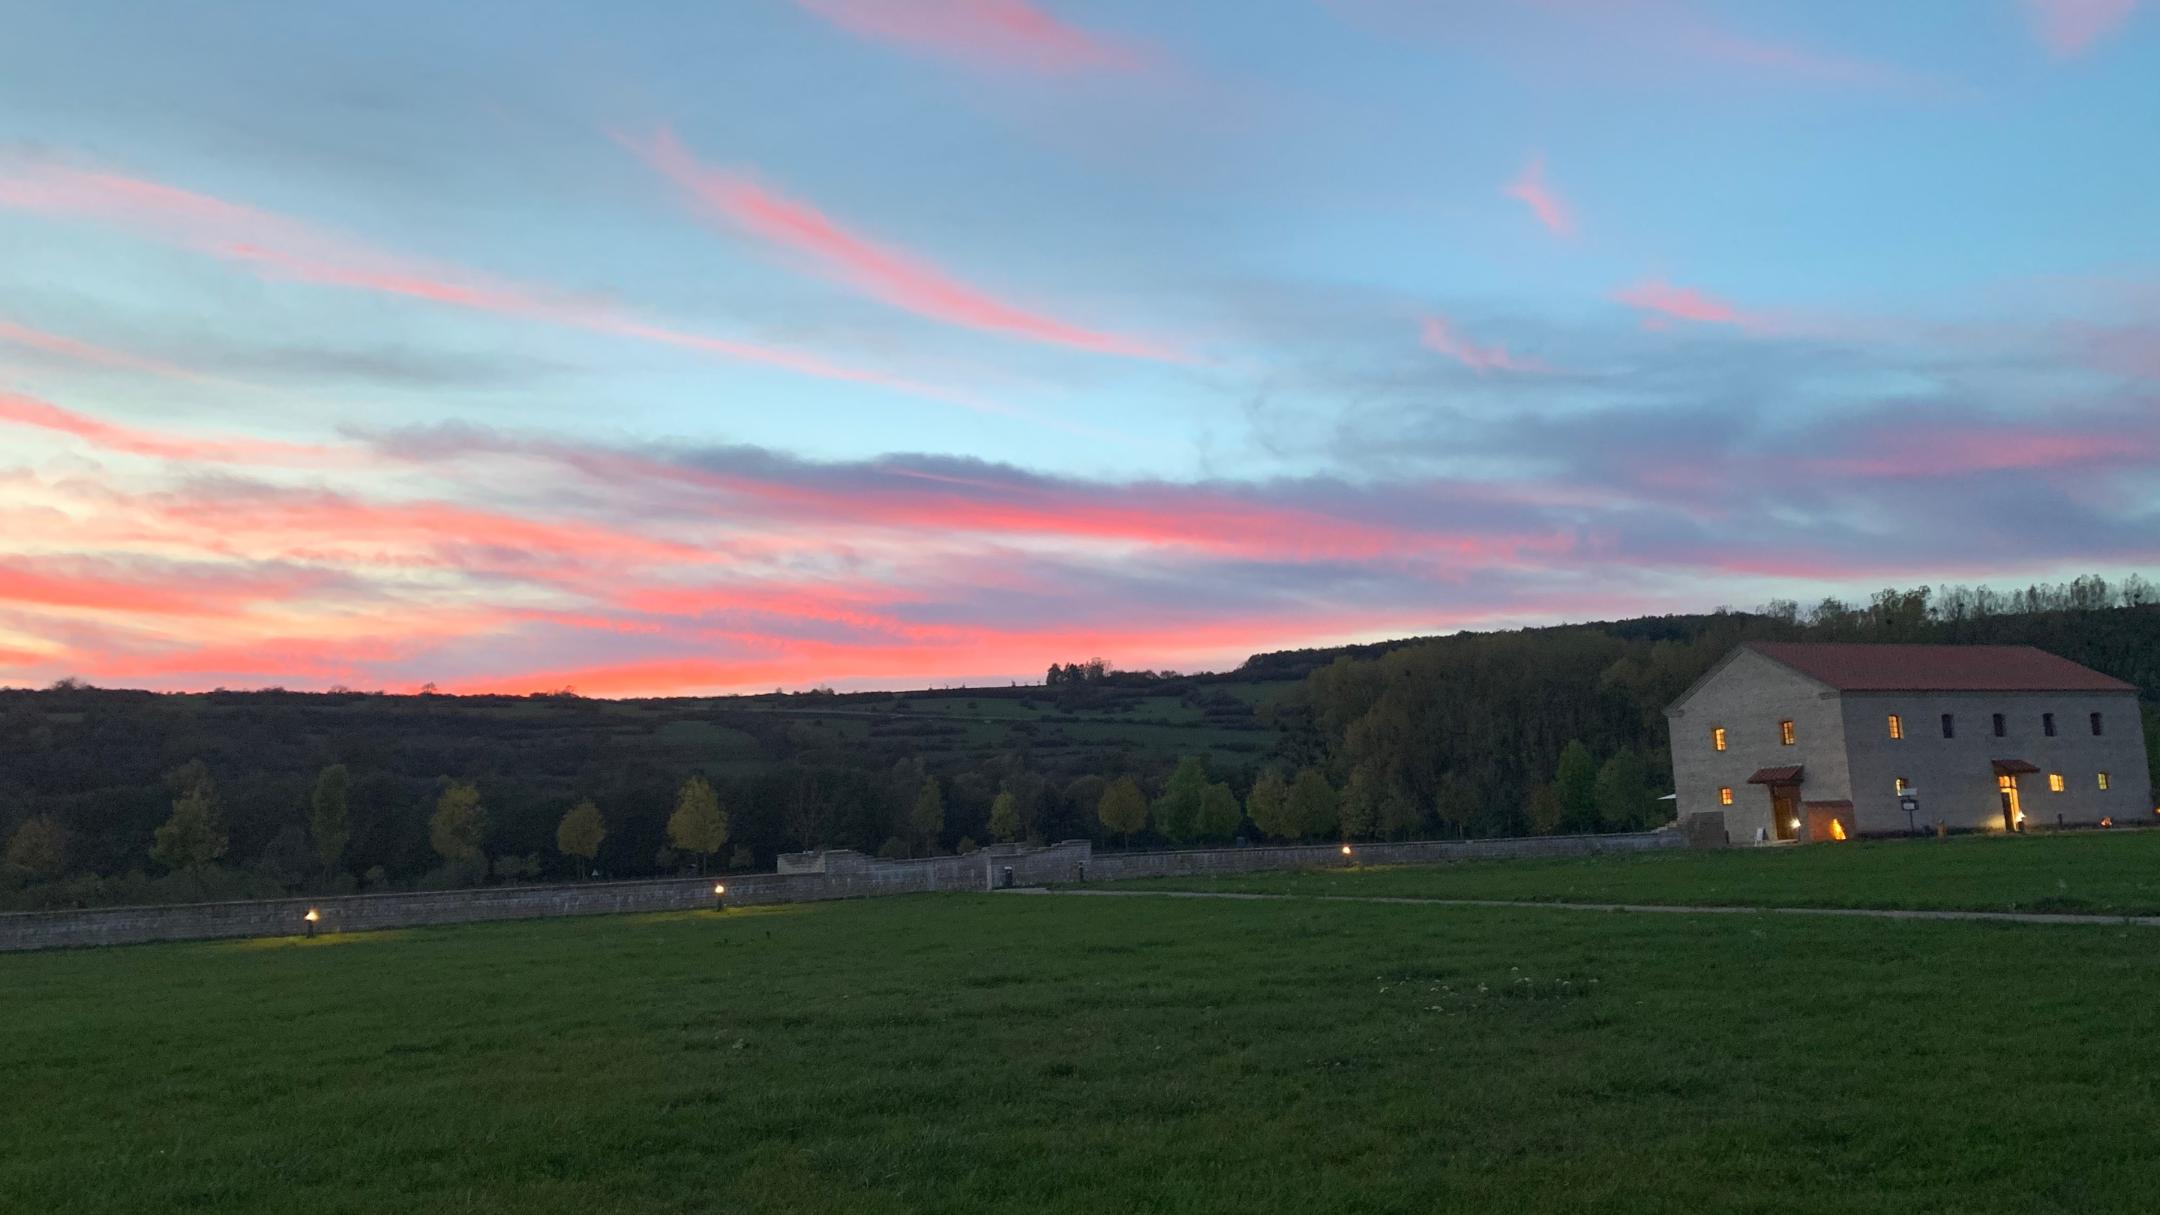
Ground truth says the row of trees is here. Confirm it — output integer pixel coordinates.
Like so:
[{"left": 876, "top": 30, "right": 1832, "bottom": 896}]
[{"left": 3, "top": 765, "right": 752, "bottom": 896}]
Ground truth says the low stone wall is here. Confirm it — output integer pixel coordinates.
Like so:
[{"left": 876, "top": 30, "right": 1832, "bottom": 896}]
[{"left": 0, "top": 832, "right": 1678, "bottom": 952}]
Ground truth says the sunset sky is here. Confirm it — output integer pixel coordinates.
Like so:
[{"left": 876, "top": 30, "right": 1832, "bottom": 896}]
[{"left": 2, "top": 0, "right": 2156, "bottom": 696}]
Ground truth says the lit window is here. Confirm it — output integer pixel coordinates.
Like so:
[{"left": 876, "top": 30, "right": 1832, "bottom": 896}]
[
  {"left": 1779, "top": 720, "right": 1796, "bottom": 746},
  {"left": 1712, "top": 727, "right": 1727, "bottom": 752},
  {"left": 1894, "top": 776, "right": 1910, "bottom": 795},
  {"left": 1887, "top": 714, "right": 1903, "bottom": 740},
  {"left": 2090, "top": 712, "right": 2103, "bottom": 737},
  {"left": 1992, "top": 713, "right": 2006, "bottom": 738},
  {"left": 2043, "top": 713, "right": 2056, "bottom": 737},
  {"left": 2098, "top": 772, "right": 2110, "bottom": 791},
  {"left": 1941, "top": 714, "right": 1956, "bottom": 739},
  {"left": 1719, "top": 786, "right": 1734, "bottom": 805},
  {"left": 2048, "top": 773, "right": 2065, "bottom": 793}
]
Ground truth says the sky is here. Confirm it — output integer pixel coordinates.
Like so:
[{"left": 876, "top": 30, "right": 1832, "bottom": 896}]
[{"left": 1, "top": 0, "right": 2156, "bottom": 696}]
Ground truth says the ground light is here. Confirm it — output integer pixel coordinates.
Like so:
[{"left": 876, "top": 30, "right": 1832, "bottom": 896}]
[
  {"left": 1341, "top": 844, "right": 1353, "bottom": 858},
  {"left": 303, "top": 908, "right": 320, "bottom": 939},
  {"left": 713, "top": 883, "right": 727, "bottom": 912}
]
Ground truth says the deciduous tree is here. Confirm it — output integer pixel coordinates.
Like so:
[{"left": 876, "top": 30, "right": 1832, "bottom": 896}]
[
  {"left": 152, "top": 771, "right": 228, "bottom": 879},
  {"left": 1554, "top": 741, "right": 1599, "bottom": 833},
  {"left": 987, "top": 790, "right": 1023, "bottom": 843},
  {"left": 5, "top": 815, "right": 68, "bottom": 880},
  {"left": 1096, "top": 776, "right": 1148, "bottom": 846},
  {"left": 909, "top": 777, "right": 945, "bottom": 848},
  {"left": 1193, "top": 781, "right": 1242, "bottom": 841},
  {"left": 1594, "top": 749, "right": 1656, "bottom": 831},
  {"left": 309, "top": 763, "right": 351, "bottom": 883},
  {"left": 1153, "top": 757, "right": 1209, "bottom": 844},
  {"left": 1289, "top": 767, "right": 1339, "bottom": 840},
  {"left": 430, "top": 780, "right": 489, "bottom": 872},
  {"left": 668, "top": 776, "right": 728, "bottom": 872},
  {"left": 557, "top": 799, "right": 607, "bottom": 875},
  {"left": 1245, "top": 769, "right": 1294, "bottom": 841}
]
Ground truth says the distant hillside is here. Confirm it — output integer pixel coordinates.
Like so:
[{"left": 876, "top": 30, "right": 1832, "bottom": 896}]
[{"left": 3, "top": 583, "right": 2155, "bottom": 910}]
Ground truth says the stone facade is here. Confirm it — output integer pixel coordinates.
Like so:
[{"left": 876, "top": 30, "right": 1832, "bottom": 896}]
[
  {"left": 1669, "top": 645, "right": 2150, "bottom": 840},
  {"left": 0, "top": 831, "right": 1684, "bottom": 952}
]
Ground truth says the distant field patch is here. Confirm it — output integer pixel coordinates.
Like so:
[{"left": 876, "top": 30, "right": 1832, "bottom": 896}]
[{"left": 1099, "top": 830, "right": 2160, "bottom": 916}]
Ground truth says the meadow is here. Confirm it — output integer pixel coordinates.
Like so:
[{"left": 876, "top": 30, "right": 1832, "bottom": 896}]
[
  {"left": 5, "top": 876, "right": 2158, "bottom": 1212},
  {"left": 1103, "top": 829, "right": 2160, "bottom": 916}
]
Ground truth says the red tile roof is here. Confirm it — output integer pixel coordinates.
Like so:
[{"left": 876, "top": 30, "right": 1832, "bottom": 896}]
[{"left": 1746, "top": 642, "right": 2133, "bottom": 693}]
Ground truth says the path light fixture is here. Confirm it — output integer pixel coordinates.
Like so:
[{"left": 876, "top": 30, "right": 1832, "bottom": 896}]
[
  {"left": 303, "top": 908, "right": 320, "bottom": 939},
  {"left": 1341, "top": 844, "right": 1353, "bottom": 859},
  {"left": 713, "top": 883, "right": 727, "bottom": 912}
]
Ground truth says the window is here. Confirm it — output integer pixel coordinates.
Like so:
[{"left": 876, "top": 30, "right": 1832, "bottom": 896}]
[
  {"left": 2043, "top": 712, "right": 2056, "bottom": 737},
  {"left": 2048, "top": 773, "right": 2065, "bottom": 793},
  {"left": 2098, "top": 772, "right": 2111, "bottom": 791},
  {"left": 1887, "top": 714, "right": 1903, "bottom": 740},
  {"left": 1894, "top": 776, "right": 1910, "bottom": 795},
  {"left": 1941, "top": 713, "right": 1956, "bottom": 739},
  {"left": 1992, "top": 713, "right": 2006, "bottom": 738},
  {"left": 1719, "top": 786, "right": 1734, "bottom": 805},
  {"left": 1779, "top": 719, "right": 1796, "bottom": 746},
  {"left": 2091, "top": 712, "right": 2104, "bottom": 736},
  {"left": 1712, "top": 726, "right": 1727, "bottom": 752}
]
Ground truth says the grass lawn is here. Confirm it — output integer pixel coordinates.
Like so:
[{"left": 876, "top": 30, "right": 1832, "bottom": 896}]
[
  {"left": 1102, "top": 829, "right": 2160, "bottom": 917},
  {"left": 5, "top": 892, "right": 2159, "bottom": 1213}
]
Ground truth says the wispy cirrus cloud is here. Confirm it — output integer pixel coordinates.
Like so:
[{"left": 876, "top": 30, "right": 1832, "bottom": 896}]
[
  {"left": 1503, "top": 154, "right": 1575, "bottom": 238},
  {"left": 2023, "top": 0, "right": 2139, "bottom": 57},
  {"left": 789, "top": 0, "right": 1148, "bottom": 74},
  {"left": 1418, "top": 314, "right": 1549, "bottom": 374},
  {"left": 1612, "top": 277, "right": 1780, "bottom": 334},
  {"left": 0, "top": 318, "right": 205, "bottom": 381},
  {"left": 0, "top": 152, "right": 981, "bottom": 411},
  {"left": 625, "top": 129, "right": 1178, "bottom": 362},
  {"left": 0, "top": 389, "right": 335, "bottom": 465}
]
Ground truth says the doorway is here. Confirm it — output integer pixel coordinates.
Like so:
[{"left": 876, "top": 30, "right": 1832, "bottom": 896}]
[
  {"left": 1771, "top": 785, "right": 1801, "bottom": 841},
  {"left": 1997, "top": 775, "right": 2023, "bottom": 832}
]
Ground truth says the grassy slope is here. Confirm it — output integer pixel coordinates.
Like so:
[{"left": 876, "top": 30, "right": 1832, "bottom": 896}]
[
  {"left": 1101, "top": 830, "right": 2160, "bottom": 916},
  {"left": 5, "top": 893, "right": 2158, "bottom": 1213}
]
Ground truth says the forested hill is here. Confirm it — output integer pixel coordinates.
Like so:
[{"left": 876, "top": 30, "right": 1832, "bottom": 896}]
[{"left": 3, "top": 581, "right": 2157, "bottom": 911}]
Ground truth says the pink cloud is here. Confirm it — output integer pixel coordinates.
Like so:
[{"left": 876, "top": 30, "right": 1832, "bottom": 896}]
[
  {"left": 1418, "top": 314, "right": 1549, "bottom": 374},
  {"left": 626, "top": 129, "right": 1176, "bottom": 362},
  {"left": 1503, "top": 154, "right": 1575, "bottom": 238},
  {"left": 0, "top": 153, "right": 977, "bottom": 410},
  {"left": 790, "top": 0, "right": 1146, "bottom": 73},
  {"left": 1612, "top": 277, "right": 1780, "bottom": 334},
  {"left": 0, "top": 389, "right": 334, "bottom": 465},
  {"left": 2024, "top": 0, "right": 2139, "bottom": 57},
  {"left": 0, "top": 319, "right": 204, "bottom": 381}
]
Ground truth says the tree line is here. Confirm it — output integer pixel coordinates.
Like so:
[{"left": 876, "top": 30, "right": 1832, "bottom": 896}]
[{"left": 4, "top": 577, "right": 2155, "bottom": 909}]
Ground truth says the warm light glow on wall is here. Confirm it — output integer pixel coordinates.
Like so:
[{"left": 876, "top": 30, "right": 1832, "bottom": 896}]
[
  {"left": 1712, "top": 726, "right": 1726, "bottom": 752},
  {"left": 1830, "top": 819, "right": 1847, "bottom": 841},
  {"left": 1887, "top": 714, "right": 1902, "bottom": 740}
]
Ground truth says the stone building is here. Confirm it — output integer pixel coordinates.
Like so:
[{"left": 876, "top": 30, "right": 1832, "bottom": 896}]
[{"left": 1666, "top": 642, "right": 2149, "bottom": 842}]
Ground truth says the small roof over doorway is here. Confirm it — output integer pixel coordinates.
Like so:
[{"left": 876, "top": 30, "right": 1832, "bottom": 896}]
[
  {"left": 1747, "top": 765, "right": 1804, "bottom": 785},
  {"left": 1990, "top": 759, "right": 2040, "bottom": 776}
]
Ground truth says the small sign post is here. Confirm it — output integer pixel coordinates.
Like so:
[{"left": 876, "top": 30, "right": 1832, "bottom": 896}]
[{"left": 1899, "top": 792, "right": 1920, "bottom": 836}]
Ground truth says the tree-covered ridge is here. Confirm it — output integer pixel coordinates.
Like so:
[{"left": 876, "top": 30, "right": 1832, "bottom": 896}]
[{"left": 2, "top": 579, "right": 2155, "bottom": 909}]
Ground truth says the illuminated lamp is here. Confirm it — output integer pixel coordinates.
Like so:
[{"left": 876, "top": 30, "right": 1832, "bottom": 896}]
[
  {"left": 713, "top": 883, "right": 727, "bottom": 912},
  {"left": 303, "top": 908, "right": 320, "bottom": 939}
]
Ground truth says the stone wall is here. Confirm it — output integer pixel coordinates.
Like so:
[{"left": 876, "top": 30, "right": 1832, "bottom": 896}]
[{"left": 0, "top": 832, "right": 1680, "bottom": 952}]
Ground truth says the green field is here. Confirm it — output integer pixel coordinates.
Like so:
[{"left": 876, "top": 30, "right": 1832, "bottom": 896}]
[
  {"left": 7, "top": 877, "right": 2160, "bottom": 1212},
  {"left": 1100, "top": 830, "right": 2160, "bottom": 916}
]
